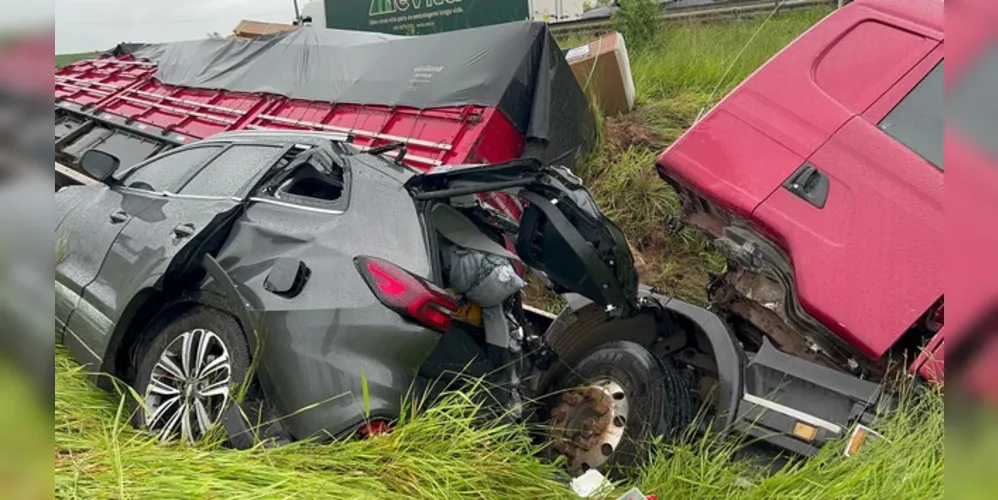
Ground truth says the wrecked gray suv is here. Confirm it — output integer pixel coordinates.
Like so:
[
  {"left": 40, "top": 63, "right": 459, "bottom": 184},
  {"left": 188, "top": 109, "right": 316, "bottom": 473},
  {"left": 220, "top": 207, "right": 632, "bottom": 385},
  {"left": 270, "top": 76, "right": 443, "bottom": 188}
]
[{"left": 56, "top": 130, "right": 889, "bottom": 477}]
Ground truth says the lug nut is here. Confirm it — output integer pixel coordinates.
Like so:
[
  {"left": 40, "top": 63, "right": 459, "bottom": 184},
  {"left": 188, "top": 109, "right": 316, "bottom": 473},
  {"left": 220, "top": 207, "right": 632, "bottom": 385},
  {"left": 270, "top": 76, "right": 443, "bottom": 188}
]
[
  {"left": 594, "top": 401, "right": 610, "bottom": 415},
  {"left": 553, "top": 441, "right": 568, "bottom": 455},
  {"left": 573, "top": 435, "right": 593, "bottom": 451},
  {"left": 562, "top": 392, "right": 583, "bottom": 406},
  {"left": 550, "top": 407, "right": 568, "bottom": 423},
  {"left": 593, "top": 417, "right": 610, "bottom": 434},
  {"left": 583, "top": 388, "right": 600, "bottom": 401}
]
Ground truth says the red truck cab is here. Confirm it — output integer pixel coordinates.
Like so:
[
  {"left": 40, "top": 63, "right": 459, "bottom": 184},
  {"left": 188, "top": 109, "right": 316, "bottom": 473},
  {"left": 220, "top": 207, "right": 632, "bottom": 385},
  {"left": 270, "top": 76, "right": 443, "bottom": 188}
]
[{"left": 656, "top": 0, "right": 944, "bottom": 382}]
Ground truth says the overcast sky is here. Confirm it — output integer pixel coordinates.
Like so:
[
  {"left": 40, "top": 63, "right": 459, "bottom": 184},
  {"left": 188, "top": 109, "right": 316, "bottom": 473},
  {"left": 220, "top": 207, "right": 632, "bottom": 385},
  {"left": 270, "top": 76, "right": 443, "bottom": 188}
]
[{"left": 55, "top": 0, "right": 301, "bottom": 54}]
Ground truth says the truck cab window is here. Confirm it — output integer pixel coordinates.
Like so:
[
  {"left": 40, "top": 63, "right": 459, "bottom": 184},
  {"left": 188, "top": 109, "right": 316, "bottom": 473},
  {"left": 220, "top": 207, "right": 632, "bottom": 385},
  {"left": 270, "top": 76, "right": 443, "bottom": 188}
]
[
  {"left": 950, "top": 45, "right": 998, "bottom": 163},
  {"left": 878, "top": 61, "right": 944, "bottom": 170}
]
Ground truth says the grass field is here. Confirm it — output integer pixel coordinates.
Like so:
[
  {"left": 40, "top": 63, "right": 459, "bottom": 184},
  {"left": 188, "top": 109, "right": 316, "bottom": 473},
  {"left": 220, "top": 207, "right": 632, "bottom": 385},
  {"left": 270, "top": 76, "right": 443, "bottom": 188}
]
[
  {"left": 56, "top": 346, "right": 943, "bottom": 499},
  {"left": 56, "top": 52, "right": 98, "bottom": 69},
  {"left": 55, "top": 8, "right": 945, "bottom": 499}
]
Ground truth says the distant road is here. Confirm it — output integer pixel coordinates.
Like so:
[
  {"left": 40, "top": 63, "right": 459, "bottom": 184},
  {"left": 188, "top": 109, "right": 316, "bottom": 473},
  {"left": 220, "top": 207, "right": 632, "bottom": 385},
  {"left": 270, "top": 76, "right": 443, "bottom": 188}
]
[{"left": 550, "top": 0, "right": 836, "bottom": 36}]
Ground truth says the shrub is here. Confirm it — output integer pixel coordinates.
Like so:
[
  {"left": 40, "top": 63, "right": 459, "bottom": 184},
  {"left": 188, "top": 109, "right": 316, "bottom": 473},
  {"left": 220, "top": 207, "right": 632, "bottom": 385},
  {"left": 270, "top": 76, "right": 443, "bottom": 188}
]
[{"left": 612, "top": 0, "right": 662, "bottom": 52}]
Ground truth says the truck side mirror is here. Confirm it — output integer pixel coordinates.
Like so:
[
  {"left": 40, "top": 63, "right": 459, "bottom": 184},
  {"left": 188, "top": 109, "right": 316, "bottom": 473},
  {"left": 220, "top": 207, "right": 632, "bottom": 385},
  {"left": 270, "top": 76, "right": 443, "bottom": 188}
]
[{"left": 79, "top": 150, "right": 120, "bottom": 182}]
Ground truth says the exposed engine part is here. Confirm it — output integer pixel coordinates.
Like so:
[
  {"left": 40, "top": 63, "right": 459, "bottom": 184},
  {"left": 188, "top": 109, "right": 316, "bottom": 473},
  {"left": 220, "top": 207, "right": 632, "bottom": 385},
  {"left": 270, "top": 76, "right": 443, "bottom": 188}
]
[
  {"left": 676, "top": 201, "right": 941, "bottom": 380},
  {"left": 548, "top": 380, "right": 629, "bottom": 476},
  {"left": 925, "top": 301, "right": 944, "bottom": 333},
  {"left": 664, "top": 185, "right": 889, "bottom": 378},
  {"left": 709, "top": 265, "right": 865, "bottom": 372}
]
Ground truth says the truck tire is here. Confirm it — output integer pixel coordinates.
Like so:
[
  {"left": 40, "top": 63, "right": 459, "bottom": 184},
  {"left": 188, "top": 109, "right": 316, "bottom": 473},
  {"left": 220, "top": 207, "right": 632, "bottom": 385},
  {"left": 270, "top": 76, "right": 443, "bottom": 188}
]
[
  {"left": 131, "top": 306, "right": 268, "bottom": 448},
  {"left": 545, "top": 340, "right": 693, "bottom": 477}
]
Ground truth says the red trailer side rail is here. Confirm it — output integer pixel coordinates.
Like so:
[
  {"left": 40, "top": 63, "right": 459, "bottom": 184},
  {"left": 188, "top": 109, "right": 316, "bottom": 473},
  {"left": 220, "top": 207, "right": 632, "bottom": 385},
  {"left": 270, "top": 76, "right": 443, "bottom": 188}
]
[{"left": 55, "top": 54, "right": 527, "bottom": 220}]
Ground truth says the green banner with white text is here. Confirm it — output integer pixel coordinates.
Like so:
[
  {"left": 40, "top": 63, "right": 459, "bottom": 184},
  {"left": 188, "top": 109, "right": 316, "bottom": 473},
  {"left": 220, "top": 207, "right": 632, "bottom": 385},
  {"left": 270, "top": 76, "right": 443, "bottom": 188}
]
[{"left": 325, "top": 0, "right": 530, "bottom": 36}]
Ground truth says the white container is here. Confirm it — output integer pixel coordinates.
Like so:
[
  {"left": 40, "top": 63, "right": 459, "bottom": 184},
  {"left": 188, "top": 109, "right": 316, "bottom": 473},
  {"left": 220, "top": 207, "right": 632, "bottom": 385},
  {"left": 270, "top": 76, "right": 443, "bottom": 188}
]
[{"left": 530, "top": 0, "right": 588, "bottom": 23}]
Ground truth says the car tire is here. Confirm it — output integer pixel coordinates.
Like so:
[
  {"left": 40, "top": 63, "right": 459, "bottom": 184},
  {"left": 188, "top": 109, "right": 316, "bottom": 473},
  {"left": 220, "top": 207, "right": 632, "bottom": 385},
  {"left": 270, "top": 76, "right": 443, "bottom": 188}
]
[
  {"left": 545, "top": 340, "right": 693, "bottom": 478},
  {"left": 132, "top": 306, "right": 255, "bottom": 446}
]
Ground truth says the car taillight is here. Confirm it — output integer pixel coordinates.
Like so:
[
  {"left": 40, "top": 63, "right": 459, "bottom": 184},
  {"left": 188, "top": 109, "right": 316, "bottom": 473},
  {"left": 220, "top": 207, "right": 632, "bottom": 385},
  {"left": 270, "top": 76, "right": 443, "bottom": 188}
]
[
  {"left": 354, "top": 255, "right": 457, "bottom": 334},
  {"left": 357, "top": 419, "right": 392, "bottom": 438}
]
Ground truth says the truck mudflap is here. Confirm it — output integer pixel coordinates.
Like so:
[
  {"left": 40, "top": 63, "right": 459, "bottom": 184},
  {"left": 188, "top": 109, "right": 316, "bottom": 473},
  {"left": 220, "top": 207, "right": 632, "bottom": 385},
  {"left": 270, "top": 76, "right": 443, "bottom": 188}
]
[{"left": 732, "top": 337, "right": 895, "bottom": 456}]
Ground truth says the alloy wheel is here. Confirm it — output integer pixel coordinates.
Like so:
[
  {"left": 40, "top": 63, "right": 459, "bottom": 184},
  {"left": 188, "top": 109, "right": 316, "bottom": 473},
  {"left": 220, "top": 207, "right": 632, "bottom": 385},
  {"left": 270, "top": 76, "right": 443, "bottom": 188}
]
[{"left": 143, "top": 328, "right": 232, "bottom": 444}]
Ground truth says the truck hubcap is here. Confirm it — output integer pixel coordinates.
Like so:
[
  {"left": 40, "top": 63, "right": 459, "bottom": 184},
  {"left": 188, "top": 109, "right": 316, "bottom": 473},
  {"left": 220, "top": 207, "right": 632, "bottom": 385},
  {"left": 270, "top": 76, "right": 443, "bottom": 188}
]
[
  {"left": 144, "top": 329, "right": 232, "bottom": 444},
  {"left": 548, "top": 379, "right": 630, "bottom": 475}
]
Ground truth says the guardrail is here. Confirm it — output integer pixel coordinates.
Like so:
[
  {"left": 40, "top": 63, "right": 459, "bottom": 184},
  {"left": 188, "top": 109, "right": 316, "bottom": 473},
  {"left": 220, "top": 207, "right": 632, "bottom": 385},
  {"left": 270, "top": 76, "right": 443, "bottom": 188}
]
[{"left": 549, "top": 0, "right": 837, "bottom": 37}]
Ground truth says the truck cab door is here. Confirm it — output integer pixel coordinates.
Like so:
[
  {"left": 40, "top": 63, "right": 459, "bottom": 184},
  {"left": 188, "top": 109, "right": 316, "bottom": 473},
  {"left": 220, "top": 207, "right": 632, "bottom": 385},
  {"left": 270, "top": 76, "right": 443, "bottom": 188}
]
[
  {"left": 406, "top": 159, "right": 640, "bottom": 316},
  {"left": 750, "top": 48, "right": 944, "bottom": 360}
]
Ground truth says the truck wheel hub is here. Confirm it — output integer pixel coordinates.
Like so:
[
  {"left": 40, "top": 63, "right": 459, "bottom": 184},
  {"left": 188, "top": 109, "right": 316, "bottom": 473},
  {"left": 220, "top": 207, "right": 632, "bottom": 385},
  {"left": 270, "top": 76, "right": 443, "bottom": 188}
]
[{"left": 548, "top": 379, "right": 629, "bottom": 475}]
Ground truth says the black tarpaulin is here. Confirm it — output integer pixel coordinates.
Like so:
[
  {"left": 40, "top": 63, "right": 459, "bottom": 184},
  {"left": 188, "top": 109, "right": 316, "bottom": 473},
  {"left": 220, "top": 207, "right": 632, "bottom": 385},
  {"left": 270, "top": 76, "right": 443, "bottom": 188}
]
[{"left": 112, "top": 22, "right": 596, "bottom": 169}]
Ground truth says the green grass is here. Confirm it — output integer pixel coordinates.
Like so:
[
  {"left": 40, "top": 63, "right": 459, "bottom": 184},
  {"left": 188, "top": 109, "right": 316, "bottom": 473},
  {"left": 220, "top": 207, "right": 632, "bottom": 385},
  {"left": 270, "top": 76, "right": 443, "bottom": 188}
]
[
  {"left": 56, "top": 52, "right": 99, "bottom": 69},
  {"left": 637, "top": 383, "right": 943, "bottom": 499},
  {"left": 55, "top": 346, "right": 943, "bottom": 499},
  {"left": 55, "top": 349, "right": 576, "bottom": 499},
  {"left": 54, "top": 8, "right": 945, "bottom": 499}
]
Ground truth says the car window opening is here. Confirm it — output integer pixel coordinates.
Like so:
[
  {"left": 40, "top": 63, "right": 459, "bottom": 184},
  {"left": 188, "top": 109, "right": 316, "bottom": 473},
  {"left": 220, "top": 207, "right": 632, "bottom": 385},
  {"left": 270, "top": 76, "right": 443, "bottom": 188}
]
[
  {"left": 256, "top": 145, "right": 350, "bottom": 210},
  {"left": 281, "top": 164, "right": 344, "bottom": 202}
]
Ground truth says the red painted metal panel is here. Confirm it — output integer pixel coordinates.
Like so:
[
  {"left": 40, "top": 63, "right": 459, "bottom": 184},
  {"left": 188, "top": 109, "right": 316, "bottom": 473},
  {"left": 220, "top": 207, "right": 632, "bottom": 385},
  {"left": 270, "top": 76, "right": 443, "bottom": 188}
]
[
  {"left": 55, "top": 54, "right": 524, "bottom": 171},
  {"left": 55, "top": 53, "right": 527, "bottom": 220},
  {"left": 656, "top": 0, "right": 946, "bottom": 363}
]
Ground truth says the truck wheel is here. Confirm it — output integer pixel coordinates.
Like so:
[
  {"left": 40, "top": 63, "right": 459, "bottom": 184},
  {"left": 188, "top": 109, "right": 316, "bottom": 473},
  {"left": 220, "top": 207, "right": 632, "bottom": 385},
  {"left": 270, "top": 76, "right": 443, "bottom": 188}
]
[
  {"left": 545, "top": 340, "right": 693, "bottom": 477},
  {"left": 132, "top": 306, "right": 254, "bottom": 446}
]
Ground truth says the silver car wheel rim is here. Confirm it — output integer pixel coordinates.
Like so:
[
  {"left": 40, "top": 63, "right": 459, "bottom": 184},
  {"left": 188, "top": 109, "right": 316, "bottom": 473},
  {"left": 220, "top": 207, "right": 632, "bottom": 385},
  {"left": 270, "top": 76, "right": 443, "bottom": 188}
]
[{"left": 144, "top": 328, "right": 231, "bottom": 444}]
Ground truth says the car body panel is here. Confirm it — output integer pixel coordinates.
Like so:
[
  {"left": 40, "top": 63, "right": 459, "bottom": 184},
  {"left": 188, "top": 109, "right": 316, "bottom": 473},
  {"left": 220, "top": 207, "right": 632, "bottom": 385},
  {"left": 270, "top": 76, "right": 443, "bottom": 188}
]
[
  {"left": 55, "top": 185, "right": 161, "bottom": 362},
  {"left": 207, "top": 155, "right": 436, "bottom": 439},
  {"left": 910, "top": 327, "right": 944, "bottom": 382},
  {"left": 74, "top": 192, "right": 240, "bottom": 359},
  {"left": 55, "top": 132, "right": 346, "bottom": 363},
  {"left": 752, "top": 115, "right": 942, "bottom": 359}
]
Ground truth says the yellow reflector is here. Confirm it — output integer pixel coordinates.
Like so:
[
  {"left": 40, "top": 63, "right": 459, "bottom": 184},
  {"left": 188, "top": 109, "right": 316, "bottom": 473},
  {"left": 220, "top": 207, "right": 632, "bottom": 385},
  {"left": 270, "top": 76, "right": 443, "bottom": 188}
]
[
  {"left": 792, "top": 422, "right": 819, "bottom": 442},
  {"left": 844, "top": 424, "right": 884, "bottom": 457},
  {"left": 846, "top": 427, "right": 868, "bottom": 456}
]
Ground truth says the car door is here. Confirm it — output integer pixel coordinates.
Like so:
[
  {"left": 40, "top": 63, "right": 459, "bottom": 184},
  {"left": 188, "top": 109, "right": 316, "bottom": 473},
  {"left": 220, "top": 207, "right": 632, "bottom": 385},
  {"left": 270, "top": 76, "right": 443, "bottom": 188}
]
[
  {"left": 406, "top": 159, "right": 640, "bottom": 316},
  {"left": 750, "top": 47, "right": 944, "bottom": 360},
  {"left": 57, "top": 144, "right": 225, "bottom": 365},
  {"left": 68, "top": 142, "right": 290, "bottom": 365}
]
